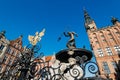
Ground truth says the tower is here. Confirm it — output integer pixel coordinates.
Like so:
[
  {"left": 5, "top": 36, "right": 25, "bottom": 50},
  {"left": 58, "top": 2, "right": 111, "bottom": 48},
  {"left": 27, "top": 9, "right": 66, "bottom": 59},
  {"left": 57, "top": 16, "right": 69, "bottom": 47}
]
[
  {"left": 84, "top": 10, "right": 120, "bottom": 80},
  {"left": 84, "top": 9, "right": 97, "bottom": 32}
]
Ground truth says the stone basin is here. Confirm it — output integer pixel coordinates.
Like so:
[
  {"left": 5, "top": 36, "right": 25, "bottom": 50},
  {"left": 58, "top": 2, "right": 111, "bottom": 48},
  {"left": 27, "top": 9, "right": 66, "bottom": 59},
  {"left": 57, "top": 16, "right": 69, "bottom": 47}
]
[{"left": 55, "top": 48, "right": 93, "bottom": 63}]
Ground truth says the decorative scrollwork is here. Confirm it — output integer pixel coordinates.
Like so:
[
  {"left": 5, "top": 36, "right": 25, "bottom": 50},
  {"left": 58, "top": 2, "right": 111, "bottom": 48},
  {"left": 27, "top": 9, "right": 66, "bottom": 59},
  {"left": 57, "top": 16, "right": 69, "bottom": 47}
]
[
  {"left": 38, "top": 67, "right": 55, "bottom": 80},
  {"left": 29, "top": 58, "right": 46, "bottom": 76},
  {"left": 30, "top": 62, "right": 41, "bottom": 77},
  {"left": 51, "top": 74, "right": 65, "bottom": 80},
  {"left": 26, "top": 44, "right": 41, "bottom": 53},
  {"left": 28, "top": 29, "right": 45, "bottom": 46},
  {"left": 33, "top": 45, "right": 41, "bottom": 52},
  {"left": 75, "top": 55, "right": 88, "bottom": 64},
  {"left": 70, "top": 68, "right": 80, "bottom": 77},
  {"left": 69, "top": 64, "right": 84, "bottom": 79},
  {"left": 85, "top": 61, "right": 98, "bottom": 74},
  {"left": 34, "top": 52, "right": 44, "bottom": 58}
]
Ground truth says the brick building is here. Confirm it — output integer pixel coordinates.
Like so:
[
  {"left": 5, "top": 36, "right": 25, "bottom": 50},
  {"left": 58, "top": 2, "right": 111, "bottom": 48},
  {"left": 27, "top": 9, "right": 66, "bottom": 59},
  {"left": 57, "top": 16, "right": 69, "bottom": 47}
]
[
  {"left": 0, "top": 32, "right": 23, "bottom": 74},
  {"left": 0, "top": 31, "right": 9, "bottom": 62},
  {"left": 84, "top": 10, "right": 120, "bottom": 80}
]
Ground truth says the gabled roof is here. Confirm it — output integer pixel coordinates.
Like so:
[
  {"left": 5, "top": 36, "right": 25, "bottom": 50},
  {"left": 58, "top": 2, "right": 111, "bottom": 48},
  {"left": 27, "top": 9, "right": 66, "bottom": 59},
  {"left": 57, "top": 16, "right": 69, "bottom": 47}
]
[{"left": 9, "top": 35, "right": 23, "bottom": 51}]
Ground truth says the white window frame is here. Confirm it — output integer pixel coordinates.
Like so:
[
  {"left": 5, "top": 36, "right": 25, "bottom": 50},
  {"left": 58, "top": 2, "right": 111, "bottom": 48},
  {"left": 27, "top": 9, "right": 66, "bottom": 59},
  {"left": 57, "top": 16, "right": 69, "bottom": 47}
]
[
  {"left": 114, "top": 45, "right": 120, "bottom": 54},
  {"left": 97, "top": 48, "right": 104, "bottom": 57},
  {"left": 105, "top": 47, "right": 113, "bottom": 56}
]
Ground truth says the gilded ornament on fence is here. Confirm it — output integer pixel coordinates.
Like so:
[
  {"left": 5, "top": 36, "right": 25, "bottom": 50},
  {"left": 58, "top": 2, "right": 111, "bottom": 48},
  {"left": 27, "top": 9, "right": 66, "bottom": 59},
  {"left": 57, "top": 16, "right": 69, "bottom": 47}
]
[{"left": 28, "top": 29, "right": 45, "bottom": 45}]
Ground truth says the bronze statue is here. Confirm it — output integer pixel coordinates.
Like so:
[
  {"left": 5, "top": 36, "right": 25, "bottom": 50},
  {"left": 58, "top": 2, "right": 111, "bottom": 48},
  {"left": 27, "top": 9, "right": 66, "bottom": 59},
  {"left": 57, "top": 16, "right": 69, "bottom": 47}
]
[{"left": 63, "top": 31, "right": 78, "bottom": 49}]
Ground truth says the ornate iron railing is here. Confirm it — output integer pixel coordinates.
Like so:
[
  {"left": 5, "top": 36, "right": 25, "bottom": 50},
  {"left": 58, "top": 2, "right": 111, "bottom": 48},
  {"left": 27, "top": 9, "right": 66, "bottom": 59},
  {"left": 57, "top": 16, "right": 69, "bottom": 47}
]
[{"left": 0, "top": 42, "right": 99, "bottom": 80}]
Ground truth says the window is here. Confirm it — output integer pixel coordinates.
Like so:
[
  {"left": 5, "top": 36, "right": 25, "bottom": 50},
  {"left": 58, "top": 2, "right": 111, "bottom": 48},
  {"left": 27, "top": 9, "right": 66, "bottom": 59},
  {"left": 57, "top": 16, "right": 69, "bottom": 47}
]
[
  {"left": 14, "top": 44, "right": 17, "bottom": 48},
  {"left": 95, "top": 41, "right": 99, "bottom": 44},
  {"left": 111, "top": 61, "right": 117, "bottom": 69},
  {"left": 105, "top": 47, "right": 113, "bottom": 55},
  {"left": 103, "top": 39, "right": 106, "bottom": 42},
  {"left": 5, "top": 67, "right": 10, "bottom": 75},
  {"left": 108, "top": 33, "right": 112, "bottom": 36},
  {"left": 114, "top": 28, "right": 120, "bottom": 35},
  {"left": 0, "top": 65, "right": 2, "bottom": 72},
  {"left": 6, "top": 47, "right": 11, "bottom": 54},
  {"left": 101, "top": 35, "right": 104, "bottom": 37},
  {"left": 4, "top": 67, "right": 10, "bottom": 75},
  {"left": 12, "top": 50, "right": 16, "bottom": 56},
  {"left": 110, "top": 38, "right": 114, "bottom": 41},
  {"left": 94, "top": 37, "right": 97, "bottom": 39},
  {"left": 97, "top": 48, "right": 104, "bottom": 57},
  {"left": 0, "top": 44, "right": 4, "bottom": 50},
  {"left": 116, "top": 31, "right": 120, "bottom": 34},
  {"left": 102, "top": 62, "right": 111, "bottom": 74},
  {"left": 114, "top": 45, "right": 120, "bottom": 54},
  {"left": 2, "top": 56, "right": 8, "bottom": 64},
  {"left": 8, "top": 58, "right": 13, "bottom": 65}
]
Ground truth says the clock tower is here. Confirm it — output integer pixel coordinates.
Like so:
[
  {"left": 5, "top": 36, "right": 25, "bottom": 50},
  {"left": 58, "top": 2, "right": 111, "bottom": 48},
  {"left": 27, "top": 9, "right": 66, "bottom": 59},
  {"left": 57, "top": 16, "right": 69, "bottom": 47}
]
[{"left": 84, "top": 9, "right": 97, "bottom": 32}]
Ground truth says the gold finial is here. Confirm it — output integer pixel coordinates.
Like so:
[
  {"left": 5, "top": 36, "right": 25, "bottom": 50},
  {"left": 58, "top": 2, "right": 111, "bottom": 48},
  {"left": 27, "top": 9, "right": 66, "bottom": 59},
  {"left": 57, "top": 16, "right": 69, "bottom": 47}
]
[{"left": 28, "top": 28, "right": 45, "bottom": 46}]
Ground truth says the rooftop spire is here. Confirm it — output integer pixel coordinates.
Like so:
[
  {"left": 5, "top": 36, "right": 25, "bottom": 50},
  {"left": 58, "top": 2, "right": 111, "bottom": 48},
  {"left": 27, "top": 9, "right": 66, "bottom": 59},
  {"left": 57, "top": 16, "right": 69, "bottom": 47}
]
[
  {"left": 111, "top": 17, "right": 119, "bottom": 25},
  {"left": 83, "top": 9, "right": 97, "bottom": 31},
  {"left": 0, "top": 30, "right": 6, "bottom": 38},
  {"left": 84, "top": 9, "right": 92, "bottom": 24}
]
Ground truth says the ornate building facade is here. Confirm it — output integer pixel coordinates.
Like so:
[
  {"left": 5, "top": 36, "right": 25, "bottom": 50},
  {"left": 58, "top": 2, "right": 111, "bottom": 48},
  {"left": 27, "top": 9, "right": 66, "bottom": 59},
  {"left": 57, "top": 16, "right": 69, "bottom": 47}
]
[
  {"left": 84, "top": 10, "right": 120, "bottom": 80},
  {"left": 0, "top": 31, "right": 9, "bottom": 62},
  {"left": 0, "top": 32, "right": 23, "bottom": 75}
]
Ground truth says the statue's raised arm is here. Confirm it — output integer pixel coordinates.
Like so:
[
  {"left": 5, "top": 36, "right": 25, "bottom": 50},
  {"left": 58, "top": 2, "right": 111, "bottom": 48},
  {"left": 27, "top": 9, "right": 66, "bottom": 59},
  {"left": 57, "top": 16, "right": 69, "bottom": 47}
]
[
  {"left": 63, "top": 32, "right": 69, "bottom": 37},
  {"left": 72, "top": 32, "right": 78, "bottom": 37}
]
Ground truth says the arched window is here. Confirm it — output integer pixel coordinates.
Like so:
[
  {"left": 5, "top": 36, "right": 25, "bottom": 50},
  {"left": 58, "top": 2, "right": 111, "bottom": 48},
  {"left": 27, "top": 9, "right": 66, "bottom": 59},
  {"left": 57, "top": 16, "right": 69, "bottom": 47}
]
[
  {"left": 0, "top": 44, "right": 4, "bottom": 51},
  {"left": 6, "top": 47, "right": 11, "bottom": 54},
  {"left": 107, "top": 30, "right": 113, "bottom": 41},
  {"left": 99, "top": 31, "right": 106, "bottom": 42},
  {"left": 114, "top": 28, "right": 120, "bottom": 36},
  {"left": 2, "top": 55, "right": 8, "bottom": 64},
  {"left": 102, "top": 62, "right": 111, "bottom": 74},
  {"left": 93, "top": 33, "right": 96, "bottom": 37},
  {"left": 93, "top": 33, "right": 98, "bottom": 44}
]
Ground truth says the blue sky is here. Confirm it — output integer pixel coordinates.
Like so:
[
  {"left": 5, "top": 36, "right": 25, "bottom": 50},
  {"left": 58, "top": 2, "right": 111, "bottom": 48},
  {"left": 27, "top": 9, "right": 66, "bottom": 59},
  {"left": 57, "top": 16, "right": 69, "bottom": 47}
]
[{"left": 0, "top": 0, "right": 120, "bottom": 56}]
